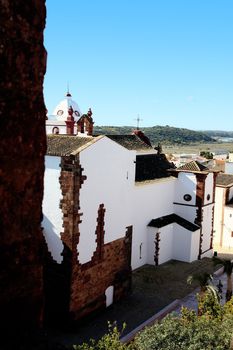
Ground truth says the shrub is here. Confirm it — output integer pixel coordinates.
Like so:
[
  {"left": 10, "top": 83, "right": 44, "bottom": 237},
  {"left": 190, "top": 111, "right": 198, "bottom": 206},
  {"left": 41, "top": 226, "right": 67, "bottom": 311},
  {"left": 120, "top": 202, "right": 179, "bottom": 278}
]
[{"left": 73, "top": 322, "right": 128, "bottom": 350}]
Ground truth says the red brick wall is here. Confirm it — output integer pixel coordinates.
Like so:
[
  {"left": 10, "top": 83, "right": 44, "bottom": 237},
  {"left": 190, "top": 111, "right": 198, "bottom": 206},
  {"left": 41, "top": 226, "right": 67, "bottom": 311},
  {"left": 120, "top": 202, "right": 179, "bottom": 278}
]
[
  {"left": 210, "top": 173, "right": 219, "bottom": 250},
  {"left": 0, "top": 0, "right": 47, "bottom": 336},
  {"left": 59, "top": 155, "right": 86, "bottom": 255},
  {"left": 195, "top": 173, "right": 207, "bottom": 216},
  {"left": 77, "top": 115, "right": 94, "bottom": 136},
  {"left": 195, "top": 174, "right": 207, "bottom": 258},
  {"left": 70, "top": 231, "right": 132, "bottom": 320},
  {"left": 59, "top": 155, "right": 132, "bottom": 320}
]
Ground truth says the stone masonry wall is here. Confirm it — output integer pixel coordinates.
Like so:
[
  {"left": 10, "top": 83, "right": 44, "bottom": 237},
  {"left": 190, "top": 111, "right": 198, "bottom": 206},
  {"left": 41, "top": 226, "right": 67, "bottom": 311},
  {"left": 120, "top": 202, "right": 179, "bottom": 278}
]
[
  {"left": 0, "top": 0, "right": 47, "bottom": 336},
  {"left": 59, "top": 155, "right": 132, "bottom": 321},
  {"left": 70, "top": 231, "right": 132, "bottom": 320},
  {"left": 195, "top": 174, "right": 207, "bottom": 258}
]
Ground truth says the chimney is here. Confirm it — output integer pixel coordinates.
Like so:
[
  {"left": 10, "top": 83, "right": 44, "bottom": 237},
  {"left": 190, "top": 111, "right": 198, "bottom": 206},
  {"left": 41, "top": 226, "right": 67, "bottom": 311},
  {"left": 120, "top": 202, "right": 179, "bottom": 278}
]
[
  {"left": 133, "top": 129, "right": 151, "bottom": 147},
  {"left": 65, "top": 106, "right": 75, "bottom": 135},
  {"left": 86, "top": 108, "right": 94, "bottom": 136}
]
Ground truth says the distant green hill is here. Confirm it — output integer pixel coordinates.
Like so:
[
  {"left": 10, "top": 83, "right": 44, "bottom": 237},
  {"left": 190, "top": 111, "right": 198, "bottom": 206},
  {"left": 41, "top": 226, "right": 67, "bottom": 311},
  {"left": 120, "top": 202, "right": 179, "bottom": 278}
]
[{"left": 94, "top": 125, "right": 214, "bottom": 145}]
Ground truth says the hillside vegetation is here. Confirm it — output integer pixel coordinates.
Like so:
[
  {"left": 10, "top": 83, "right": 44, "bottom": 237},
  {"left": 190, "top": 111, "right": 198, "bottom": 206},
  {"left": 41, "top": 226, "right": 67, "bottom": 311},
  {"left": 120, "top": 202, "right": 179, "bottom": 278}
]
[
  {"left": 204, "top": 130, "right": 233, "bottom": 138},
  {"left": 94, "top": 125, "right": 214, "bottom": 145}
]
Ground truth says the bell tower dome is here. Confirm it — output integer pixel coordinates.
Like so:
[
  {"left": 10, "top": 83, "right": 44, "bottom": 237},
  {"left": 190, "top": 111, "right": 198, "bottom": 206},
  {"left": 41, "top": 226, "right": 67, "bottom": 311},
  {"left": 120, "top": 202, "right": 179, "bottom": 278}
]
[
  {"left": 46, "top": 90, "right": 94, "bottom": 136},
  {"left": 52, "top": 91, "right": 82, "bottom": 122}
]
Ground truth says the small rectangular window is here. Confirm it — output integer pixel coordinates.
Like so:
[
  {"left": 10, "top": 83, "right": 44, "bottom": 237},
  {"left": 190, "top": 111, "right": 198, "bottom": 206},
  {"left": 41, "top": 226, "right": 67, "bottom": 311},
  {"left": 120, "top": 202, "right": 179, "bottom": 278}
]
[{"left": 139, "top": 243, "right": 143, "bottom": 259}]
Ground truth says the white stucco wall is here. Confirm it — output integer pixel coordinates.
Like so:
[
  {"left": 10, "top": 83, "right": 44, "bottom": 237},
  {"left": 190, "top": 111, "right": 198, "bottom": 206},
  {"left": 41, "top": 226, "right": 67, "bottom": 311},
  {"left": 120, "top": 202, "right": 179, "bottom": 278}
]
[
  {"left": 225, "top": 162, "right": 233, "bottom": 175},
  {"left": 46, "top": 124, "right": 67, "bottom": 135},
  {"left": 172, "top": 224, "right": 192, "bottom": 262},
  {"left": 158, "top": 225, "right": 174, "bottom": 264},
  {"left": 174, "top": 172, "right": 197, "bottom": 206},
  {"left": 213, "top": 187, "right": 225, "bottom": 245},
  {"left": 214, "top": 184, "right": 233, "bottom": 249},
  {"left": 204, "top": 173, "right": 214, "bottom": 205},
  {"left": 174, "top": 205, "right": 197, "bottom": 224},
  {"left": 42, "top": 140, "right": 213, "bottom": 270},
  {"left": 147, "top": 225, "right": 174, "bottom": 266},
  {"left": 201, "top": 204, "right": 214, "bottom": 253},
  {"left": 190, "top": 228, "right": 201, "bottom": 261},
  {"left": 78, "top": 137, "right": 135, "bottom": 264},
  {"left": 228, "top": 187, "right": 233, "bottom": 202},
  {"left": 147, "top": 227, "right": 157, "bottom": 265},
  {"left": 173, "top": 173, "right": 198, "bottom": 223},
  {"left": 42, "top": 156, "right": 64, "bottom": 263},
  {"left": 222, "top": 206, "right": 233, "bottom": 248},
  {"left": 133, "top": 177, "right": 176, "bottom": 269},
  {"left": 147, "top": 224, "right": 200, "bottom": 265},
  {"left": 229, "top": 154, "right": 233, "bottom": 163}
]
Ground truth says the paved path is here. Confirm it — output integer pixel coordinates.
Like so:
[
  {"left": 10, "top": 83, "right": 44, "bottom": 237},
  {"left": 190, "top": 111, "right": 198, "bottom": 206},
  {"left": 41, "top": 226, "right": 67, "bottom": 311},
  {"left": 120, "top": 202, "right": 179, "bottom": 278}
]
[
  {"left": 172, "top": 266, "right": 227, "bottom": 314},
  {"left": 173, "top": 249, "right": 233, "bottom": 314},
  {"left": 121, "top": 264, "right": 229, "bottom": 343},
  {"left": 47, "top": 254, "right": 232, "bottom": 348}
]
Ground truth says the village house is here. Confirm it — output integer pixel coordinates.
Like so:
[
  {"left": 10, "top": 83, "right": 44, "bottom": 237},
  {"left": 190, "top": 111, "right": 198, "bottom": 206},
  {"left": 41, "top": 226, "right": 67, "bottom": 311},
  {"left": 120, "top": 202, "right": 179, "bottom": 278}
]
[
  {"left": 225, "top": 153, "right": 233, "bottom": 174},
  {"left": 214, "top": 173, "right": 233, "bottom": 250},
  {"left": 43, "top": 92, "right": 218, "bottom": 321}
]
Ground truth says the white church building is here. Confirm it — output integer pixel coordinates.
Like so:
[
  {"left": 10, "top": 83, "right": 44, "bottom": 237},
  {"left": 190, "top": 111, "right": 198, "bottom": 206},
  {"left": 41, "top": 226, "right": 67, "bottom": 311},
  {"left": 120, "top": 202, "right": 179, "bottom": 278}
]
[{"left": 42, "top": 92, "right": 218, "bottom": 321}]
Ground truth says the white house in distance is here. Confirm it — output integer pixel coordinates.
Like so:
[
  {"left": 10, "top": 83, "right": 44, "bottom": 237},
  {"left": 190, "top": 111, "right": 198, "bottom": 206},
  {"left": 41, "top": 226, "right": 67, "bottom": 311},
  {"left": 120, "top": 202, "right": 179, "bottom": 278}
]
[
  {"left": 42, "top": 92, "right": 218, "bottom": 321},
  {"left": 225, "top": 153, "right": 233, "bottom": 174},
  {"left": 214, "top": 173, "right": 233, "bottom": 249}
]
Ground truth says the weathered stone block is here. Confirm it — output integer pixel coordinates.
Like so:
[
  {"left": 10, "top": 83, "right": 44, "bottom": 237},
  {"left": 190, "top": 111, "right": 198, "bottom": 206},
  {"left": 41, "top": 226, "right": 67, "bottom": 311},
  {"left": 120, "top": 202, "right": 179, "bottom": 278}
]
[{"left": 0, "top": 0, "right": 47, "bottom": 338}]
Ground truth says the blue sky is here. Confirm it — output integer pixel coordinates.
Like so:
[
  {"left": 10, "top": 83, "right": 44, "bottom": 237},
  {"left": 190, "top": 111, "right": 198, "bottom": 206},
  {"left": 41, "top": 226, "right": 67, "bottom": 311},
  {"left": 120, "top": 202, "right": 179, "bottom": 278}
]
[{"left": 44, "top": 0, "right": 233, "bottom": 130}]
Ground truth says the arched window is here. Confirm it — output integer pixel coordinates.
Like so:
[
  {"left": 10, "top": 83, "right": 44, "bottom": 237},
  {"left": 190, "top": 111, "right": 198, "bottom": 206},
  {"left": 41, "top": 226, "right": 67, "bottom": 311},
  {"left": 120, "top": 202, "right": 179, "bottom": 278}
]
[
  {"left": 105, "top": 286, "right": 114, "bottom": 307},
  {"left": 52, "top": 126, "right": 59, "bottom": 135}
]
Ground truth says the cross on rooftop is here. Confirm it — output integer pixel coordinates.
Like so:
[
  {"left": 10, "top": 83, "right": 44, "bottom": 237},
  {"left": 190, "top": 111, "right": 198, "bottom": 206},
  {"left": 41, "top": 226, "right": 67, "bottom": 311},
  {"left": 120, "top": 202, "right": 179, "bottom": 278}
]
[{"left": 134, "top": 115, "right": 143, "bottom": 130}]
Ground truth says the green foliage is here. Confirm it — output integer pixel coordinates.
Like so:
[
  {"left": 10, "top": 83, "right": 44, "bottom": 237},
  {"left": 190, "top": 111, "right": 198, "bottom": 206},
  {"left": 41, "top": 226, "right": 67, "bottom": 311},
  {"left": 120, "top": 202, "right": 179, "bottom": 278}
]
[
  {"left": 93, "top": 125, "right": 214, "bottom": 145},
  {"left": 133, "top": 294, "right": 233, "bottom": 350},
  {"left": 74, "top": 297, "right": 233, "bottom": 350},
  {"left": 197, "top": 290, "right": 222, "bottom": 319},
  {"left": 213, "top": 257, "right": 233, "bottom": 277},
  {"left": 133, "top": 298, "right": 233, "bottom": 350},
  {"left": 213, "top": 257, "right": 233, "bottom": 301},
  {"left": 224, "top": 297, "right": 233, "bottom": 315},
  {"left": 200, "top": 151, "right": 213, "bottom": 159},
  {"left": 73, "top": 322, "right": 128, "bottom": 350},
  {"left": 180, "top": 306, "right": 197, "bottom": 323},
  {"left": 187, "top": 272, "right": 213, "bottom": 291}
]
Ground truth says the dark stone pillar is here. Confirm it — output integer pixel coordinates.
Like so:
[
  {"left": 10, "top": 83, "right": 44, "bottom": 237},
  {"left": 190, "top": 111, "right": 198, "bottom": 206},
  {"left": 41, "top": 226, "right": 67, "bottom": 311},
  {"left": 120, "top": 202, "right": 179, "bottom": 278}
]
[{"left": 0, "top": 0, "right": 47, "bottom": 339}]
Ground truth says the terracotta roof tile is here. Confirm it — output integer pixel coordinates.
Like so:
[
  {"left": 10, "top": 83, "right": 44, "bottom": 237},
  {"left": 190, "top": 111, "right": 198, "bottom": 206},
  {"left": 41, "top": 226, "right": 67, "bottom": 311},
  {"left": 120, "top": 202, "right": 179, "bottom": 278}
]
[
  {"left": 46, "top": 135, "right": 96, "bottom": 156},
  {"left": 177, "top": 161, "right": 209, "bottom": 172},
  {"left": 106, "top": 135, "right": 152, "bottom": 151},
  {"left": 216, "top": 174, "right": 233, "bottom": 187}
]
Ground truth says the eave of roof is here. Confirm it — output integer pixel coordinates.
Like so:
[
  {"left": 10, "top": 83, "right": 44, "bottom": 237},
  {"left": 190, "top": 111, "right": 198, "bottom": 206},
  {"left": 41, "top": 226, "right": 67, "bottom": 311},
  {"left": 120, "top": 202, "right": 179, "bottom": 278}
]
[
  {"left": 216, "top": 173, "right": 233, "bottom": 188},
  {"left": 106, "top": 134, "right": 152, "bottom": 151},
  {"left": 46, "top": 120, "right": 66, "bottom": 126},
  {"left": 148, "top": 214, "right": 200, "bottom": 232},
  {"left": 177, "top": 160, "right": 209, "bottom": 172},
  {"left": 46, "top": 135, "right": 103, "bottom": 156}
]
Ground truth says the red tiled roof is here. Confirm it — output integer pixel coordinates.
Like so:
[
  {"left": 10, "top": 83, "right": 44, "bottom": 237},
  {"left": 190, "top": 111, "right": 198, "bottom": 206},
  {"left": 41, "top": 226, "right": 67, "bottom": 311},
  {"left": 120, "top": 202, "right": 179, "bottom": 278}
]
[
  {"left": 177, "top": 161, "right": 209, "bottom": 172},
  {"left": 216, "top": 174, "right": 233, "bottom": 187}
]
